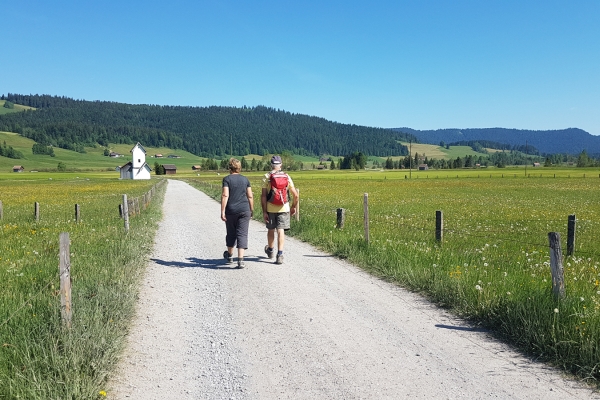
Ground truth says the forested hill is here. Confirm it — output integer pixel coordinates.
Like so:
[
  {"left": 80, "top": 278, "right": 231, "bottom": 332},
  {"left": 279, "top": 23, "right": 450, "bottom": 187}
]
[
  {"left": 0, "top": 94, "right": 412, "bottom": 157},
  {"left": 395, "top": 127, "right": 600, "bottom": 156}
]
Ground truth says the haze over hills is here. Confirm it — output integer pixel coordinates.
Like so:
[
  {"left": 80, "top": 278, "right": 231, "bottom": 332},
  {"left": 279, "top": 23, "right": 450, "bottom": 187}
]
[{"left": 394, "top": 127, "right": 600, "bottom": 156}]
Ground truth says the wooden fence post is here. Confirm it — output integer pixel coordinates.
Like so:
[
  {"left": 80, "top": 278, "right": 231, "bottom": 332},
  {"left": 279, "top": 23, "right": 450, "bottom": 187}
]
[
  {"left": 336, "top": 208, "right": 345, "bottom": 229},
  {"left": 363, "top": 193, "right": 369, "bottom": 244},
  {"left": 295, "top": 188, "right": 300, "bottom": 222},
  {"left": 548, "top": 232, "right": 566, "bottom": 299},
  {"left": 436, "top": 210, "right": 443, "bottom": 243},
  {"left": 567, "top": 214, "right": 576, "bottom": 256},
  {"left": 0, "top": 200, "right": 3, "bottom": 220},
  {"left": 35, "top": 202, "right": 40, "bottom": 222},
  {"left": 75, "top": 204, "right": 80, "bottom": 223},
  {"left": 59, "top": 232, "right": 72, "bottom": 329},
  {"left": 123, "top": 194, "right": 130, "bottom": 232}
]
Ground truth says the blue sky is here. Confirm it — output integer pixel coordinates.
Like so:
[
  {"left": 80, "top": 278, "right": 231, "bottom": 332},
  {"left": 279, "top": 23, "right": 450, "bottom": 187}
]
[{"left": 3, "top": 1, "right": 599, "bottom": 134}]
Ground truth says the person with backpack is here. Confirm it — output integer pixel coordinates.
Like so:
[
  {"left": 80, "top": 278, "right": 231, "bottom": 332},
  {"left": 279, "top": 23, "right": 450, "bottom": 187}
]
[
  {"left": 261, "top": 155, "right": 298, "bottom": 264},
  {"left": 221, "top": 158, "right": 254, "bottom": 269}
]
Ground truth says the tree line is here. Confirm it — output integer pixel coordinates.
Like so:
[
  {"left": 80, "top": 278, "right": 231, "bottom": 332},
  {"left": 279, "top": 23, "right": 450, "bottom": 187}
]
[
  {"left": 0, "top": 94, "right": 413, "bottom": 158},
  {"left": 0, "top": 141, "right": 23, "bottom": 159}
]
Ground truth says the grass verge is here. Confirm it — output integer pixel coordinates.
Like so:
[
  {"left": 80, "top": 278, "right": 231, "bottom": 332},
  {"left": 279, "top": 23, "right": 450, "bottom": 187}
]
[{"left": 0, "top": 177, "right": 166, "bottom": 398}]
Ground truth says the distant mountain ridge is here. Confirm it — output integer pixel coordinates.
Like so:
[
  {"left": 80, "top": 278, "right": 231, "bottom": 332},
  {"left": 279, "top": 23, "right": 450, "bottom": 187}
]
[
  {"left": 393, "top": 127, "right": 600, "bottom": 156},
  {"left": 0, "top": 93, "right": 412, "bottom": 158}
]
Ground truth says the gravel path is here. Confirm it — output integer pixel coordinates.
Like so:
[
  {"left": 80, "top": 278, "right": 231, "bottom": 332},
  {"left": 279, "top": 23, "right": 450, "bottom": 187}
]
[{"left": 109, "top": 179, "right": 598, "bottom": 399}]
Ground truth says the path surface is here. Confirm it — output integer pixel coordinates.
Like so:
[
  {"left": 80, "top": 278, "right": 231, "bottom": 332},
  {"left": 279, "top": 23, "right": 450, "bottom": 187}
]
[{"left": 109, "top": 179, "right": 598, "bottom": 399}]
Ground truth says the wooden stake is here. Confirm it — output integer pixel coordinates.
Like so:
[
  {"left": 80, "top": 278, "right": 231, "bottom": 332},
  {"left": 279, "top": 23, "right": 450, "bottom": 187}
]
[
  {"left": 123, "top": 194, "right": 130, "bottom": 232},
  {"left": 567, "top": 215, "right": 576, "bottom": 256},
  {"left": 548, "top": 232, "right": 565, "bottom": 299},
  {"left": 363, "top": 193, "right": 369, "bottom": 243},
  {"left": 336, "top": 208, "right": 345, "bottom": 229},
  {"left": 436, "top": 210, "right": 443, "bottom": 243},
  {"left": 295, "top": 188, "right": 300, "bottom": 222},
  {"left": 59, "top": 232, "right": 72, "bottom": 329}
]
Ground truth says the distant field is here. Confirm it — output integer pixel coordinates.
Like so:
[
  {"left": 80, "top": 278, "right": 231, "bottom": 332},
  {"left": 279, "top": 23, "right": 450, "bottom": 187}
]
[
  {"left": 0, "top": 100, "right": 34, "bottom": 115},
  {"left": 0, "top": 131, "right": 209, "bottom": 173},
  {"left": 399, "top": 142, "right": 448, "bottom": 158},
  {"left": 398, "top": 142, "right": 486, "bottom": 160},
  {"left": 0, "top": 130, "right": 336, "bottom": 173}
]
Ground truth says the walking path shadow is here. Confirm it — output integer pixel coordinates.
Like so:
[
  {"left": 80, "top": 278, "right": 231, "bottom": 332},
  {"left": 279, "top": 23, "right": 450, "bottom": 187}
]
[{"left": 151, "top": 256, "right": 263, "bottom": 269}]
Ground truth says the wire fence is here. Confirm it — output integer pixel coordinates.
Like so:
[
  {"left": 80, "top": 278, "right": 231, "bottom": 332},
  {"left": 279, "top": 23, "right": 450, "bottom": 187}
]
[{"left": 0, "top": 179, "right": 166, "bottom": 330}]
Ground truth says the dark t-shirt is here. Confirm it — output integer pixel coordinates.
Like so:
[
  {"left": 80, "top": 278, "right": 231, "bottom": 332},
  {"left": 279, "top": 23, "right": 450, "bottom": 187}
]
[{"left": 222, "top": 173, "right": 251, "bottom": 214}]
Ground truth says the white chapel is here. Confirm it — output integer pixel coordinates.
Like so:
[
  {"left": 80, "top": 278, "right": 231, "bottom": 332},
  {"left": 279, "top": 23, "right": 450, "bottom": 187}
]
[{"left": 119, "top": 142, "right": 152, "bottom": 180}]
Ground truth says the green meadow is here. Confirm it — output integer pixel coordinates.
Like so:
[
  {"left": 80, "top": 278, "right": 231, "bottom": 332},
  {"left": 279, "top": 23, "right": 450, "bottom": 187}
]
[
  {"left": 398, "top": 141, "right": 484, "bottom": 160},
  {"left": 0, "top": 130, "right": 210, "bottom": 173},
  {"left": 0, "top": 175, "right": 165, "bottom": 398},
  {"left": 188, "top": 167, "right": 600, "bottom": 383},
  {"left": 0, "top": 101, "right": 34, "bottom": 116}
]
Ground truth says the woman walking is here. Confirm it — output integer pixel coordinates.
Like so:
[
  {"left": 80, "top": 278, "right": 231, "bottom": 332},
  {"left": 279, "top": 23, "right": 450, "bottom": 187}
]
[{"left": 221, "top": 158, "right": 254, "bottom": 268}]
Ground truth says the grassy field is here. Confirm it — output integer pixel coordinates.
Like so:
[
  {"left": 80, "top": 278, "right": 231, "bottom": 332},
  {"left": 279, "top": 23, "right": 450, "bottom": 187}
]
[
  {"left": 0, "top": 101, "right": 34, "bottom": 115},
  {"left": 187, "top": 167, "right": 600, "bottom": 383},
  {"left": 0, "top": 131, "right": 211, "bottom": 173},
  {"left": 0, "top": 175, "right": 166, "bottom": 398},
  {"left": 398, "top": 141, "right": 486, "bottom": 160}
]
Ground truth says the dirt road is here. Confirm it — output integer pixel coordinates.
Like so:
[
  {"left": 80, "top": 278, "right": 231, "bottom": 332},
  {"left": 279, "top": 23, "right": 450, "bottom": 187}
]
[{"left": 109, "top": 179, "right": 597, "bottom": 399}]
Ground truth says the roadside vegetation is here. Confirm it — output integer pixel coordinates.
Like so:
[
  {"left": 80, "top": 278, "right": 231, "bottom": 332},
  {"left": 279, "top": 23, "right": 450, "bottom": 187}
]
[
  {"left": 0, "top": 174, "right": 165, "bottom": 398},
  {"left": 188, "top": 167, "right": 600, "bottom": 384}
]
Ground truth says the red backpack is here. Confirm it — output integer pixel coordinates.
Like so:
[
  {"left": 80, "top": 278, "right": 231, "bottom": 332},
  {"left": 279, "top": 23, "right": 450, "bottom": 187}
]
[{"left": 268, "top": 171, "right": 289, "bottom": 205}]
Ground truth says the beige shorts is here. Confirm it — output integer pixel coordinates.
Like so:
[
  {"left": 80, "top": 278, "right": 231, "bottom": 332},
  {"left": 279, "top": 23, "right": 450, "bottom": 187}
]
[{"left": 266, "top": 212, "right": 290, "bottom": 230}]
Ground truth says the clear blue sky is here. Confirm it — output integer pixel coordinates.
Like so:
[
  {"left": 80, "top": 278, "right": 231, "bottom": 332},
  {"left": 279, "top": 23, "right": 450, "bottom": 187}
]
[{"left": 3, "top": 1, "right": 599, "bottom": 134}]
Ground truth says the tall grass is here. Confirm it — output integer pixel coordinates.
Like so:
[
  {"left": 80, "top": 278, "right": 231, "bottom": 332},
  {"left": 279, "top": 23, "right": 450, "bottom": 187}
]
[
  {"left": 189, "top": 170, "right": 600, "bottom": 383},
  {"left": 0, "top": 176, "right": 165, "bottom": 398}
]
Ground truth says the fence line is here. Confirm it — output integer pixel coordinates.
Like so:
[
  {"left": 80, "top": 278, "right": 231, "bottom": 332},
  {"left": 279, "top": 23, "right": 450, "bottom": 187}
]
[
  {"left": 297, "top": 172, "right": 600, "bottom": 181},
  {"left": 327, "top": 196, "right": 599, "bottom": 259},
  {"left": 0, "top": 180, "right": 165, "bottom": 223},
  {"left": 0, "top": 179, "right": 167, "bottom": 329},
  {"left": 367, "top": 216, "right": 600, "bottom": 257},
  {"left": 190, "top": 179, "right": 598, "bottom": 259}
]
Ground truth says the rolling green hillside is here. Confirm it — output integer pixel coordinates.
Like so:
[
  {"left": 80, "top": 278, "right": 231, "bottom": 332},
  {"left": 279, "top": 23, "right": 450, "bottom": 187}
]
[
  {"left": 395, "top": 142, "right": 485, "bottom": 160},
  {"left": 0, "top": 100, "right": 34, "bottom": 115},
  {"left": 0, "top": 94, "right": 413, "bottom": 158},
  {"left": 0, "top": 131, "right": 208, "bottom": 172}
]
